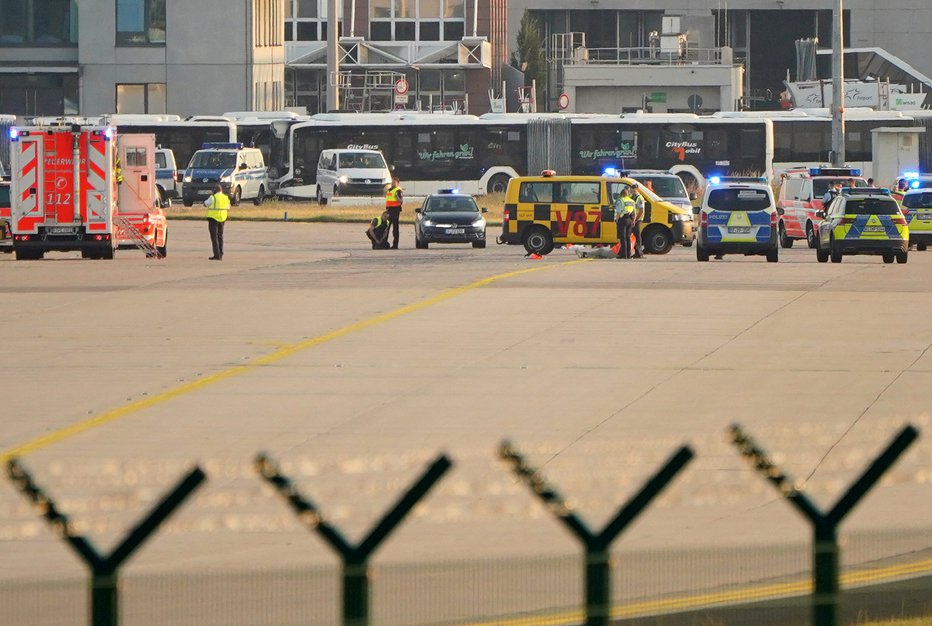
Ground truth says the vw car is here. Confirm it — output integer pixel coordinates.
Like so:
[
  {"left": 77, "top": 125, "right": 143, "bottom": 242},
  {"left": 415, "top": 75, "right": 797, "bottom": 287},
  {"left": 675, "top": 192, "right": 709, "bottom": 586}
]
[
  {"left": 696, "top": 180, "right": 778, "bottom": 262},
  {"left": 901, "top": 187, "right": 932, "bottom": 251},
  {"left": 816, "top": 188, "right": 908, "bottom": 264},
  {"left": 415, "top": 189, "right": 487, "bottom": 249}
]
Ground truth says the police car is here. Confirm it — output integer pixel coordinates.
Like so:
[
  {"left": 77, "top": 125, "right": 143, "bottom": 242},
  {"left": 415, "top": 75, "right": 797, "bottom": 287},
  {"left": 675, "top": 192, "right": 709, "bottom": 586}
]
[
  {"left": 181, "top": 143, "right": 269, "bottom": 207},
  {"left": 414, "top": 189, "right": 488, "bottom": 249},
  {"left": 696, "top": 177, "right": 779, "bottom": 262},
  {"left": 815, "top": 188, "right": 908, "bottom": 263},
  {"left": 901, "top": 187, "right": 932, "bottom": 251}
]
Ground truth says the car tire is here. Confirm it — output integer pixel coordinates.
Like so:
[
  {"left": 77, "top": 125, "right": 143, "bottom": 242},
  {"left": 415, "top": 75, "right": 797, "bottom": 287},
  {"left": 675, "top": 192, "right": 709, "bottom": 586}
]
[
  {"left": 766, "top": 247, "right": 778, "bottom": 263},
  {"left": 523, "top": 226, "right": 553, "bottom": 255},
  {"left": 642, "top": 225, "right": 674, "bottom": 255},
  {"left": 183, "top": 199, "right": 194, "bottom": 207},
  {"left": 896, "top": 251, "right": 908, "bottom": 264},
  {"left": 918, "top": 243, "right": 927, "bottom": 251},
  {"left": 882, "top": 252, "right": 895, "bottom": 264},
  {"left": 231, "top": 187, "right": 241, "bottom": 206},
  {"left": 415, "top": 234, "right": 427, "bottom": 249},
  {"left": 816, "top": 246, "right": 829, "bottom": 263},
  {"left": 830, "top": 238, "right": 842, "bottom": 263},
  {"left": 806, "top": 223, "right": 817, "bottom": 249},
  {"left": 472, "top": 239, "right": 486, "bottom": 248},
  {"left": 254, "top": 186, "right": 265, "bottom": 206},
  {"left": 779, "top": 223, "right": 794, "bottom": 248},
  {"left": 696, "top": 243, "right": 709, "bottom": 262},
  {"left": 316, "top": 186, "right": 327, "bottom": 205}
]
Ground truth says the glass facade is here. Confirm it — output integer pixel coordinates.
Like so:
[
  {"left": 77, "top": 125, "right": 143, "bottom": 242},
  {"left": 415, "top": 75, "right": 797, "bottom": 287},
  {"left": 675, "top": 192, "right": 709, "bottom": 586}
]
[
  {"left": 116, "top": 82, "right": 167, "bottom": 113},
  {"left": 369, "top": 0, "right": 464, "bottom": 41},
  {"left": 116, "top": 0, "right": 166, "bottom": 44},
  {"left": 284, "top": 0, "right": 341, "bottom": 42},
  {"left": 0, "top": 0, "right": 78, "bottom": 45},
  {"left": 0, "top": 73, "right": 79, "bottom": 116}
]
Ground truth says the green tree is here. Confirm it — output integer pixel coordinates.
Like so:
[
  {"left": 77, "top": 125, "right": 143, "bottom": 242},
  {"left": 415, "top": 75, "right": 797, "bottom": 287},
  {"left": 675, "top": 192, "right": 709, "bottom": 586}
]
[{"left": 510, "top": 10, "right": 546, "bottom": 107}]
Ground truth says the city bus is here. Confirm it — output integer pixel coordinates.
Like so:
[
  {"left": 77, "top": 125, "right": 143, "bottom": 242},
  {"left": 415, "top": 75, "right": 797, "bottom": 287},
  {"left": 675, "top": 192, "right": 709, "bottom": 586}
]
[
  {"left": 103, "top": 114, "right": 236, "bottom": 174},
  {"left": 271, "top": 112, "right": 774, "bottom": 199},
  {"left": 0, "top": 114, "right": 16, "bottom": 177},
  {"left": 713, "top": 109, "right": 932, "bottom": 178}
]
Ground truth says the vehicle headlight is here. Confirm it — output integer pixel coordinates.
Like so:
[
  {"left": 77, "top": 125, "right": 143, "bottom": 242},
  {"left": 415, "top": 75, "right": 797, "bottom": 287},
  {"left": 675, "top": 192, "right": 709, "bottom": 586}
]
[
  {"left": 422, "top": 219, "right": 433, "bottom": 227},
  {"left": 472, "top": 218, "right": 485, "bottom": 228},
  {"left": 220, "top": 175, "right": 232, "bottom": 183},
  {"left": 183, "top": 175, "right": 192, "bottom": 183},
  {"left": 673, "top": 213, "right": 692, "bottom": 221},
  {"left": 338, "top": 175, "right": 349, "bottom": 184}
]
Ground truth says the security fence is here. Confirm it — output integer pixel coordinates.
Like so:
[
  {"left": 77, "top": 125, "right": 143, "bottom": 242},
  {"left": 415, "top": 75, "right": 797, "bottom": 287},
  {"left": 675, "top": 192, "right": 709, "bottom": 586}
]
[{"left": 2, "top": 424, "right": 930, "bottom": 626}]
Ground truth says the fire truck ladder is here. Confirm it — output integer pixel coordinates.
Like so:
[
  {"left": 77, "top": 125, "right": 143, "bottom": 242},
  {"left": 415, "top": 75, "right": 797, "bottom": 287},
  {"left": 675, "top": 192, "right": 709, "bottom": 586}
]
[{"left": 114, "top": 216, "right": 162, "bottom": 259}]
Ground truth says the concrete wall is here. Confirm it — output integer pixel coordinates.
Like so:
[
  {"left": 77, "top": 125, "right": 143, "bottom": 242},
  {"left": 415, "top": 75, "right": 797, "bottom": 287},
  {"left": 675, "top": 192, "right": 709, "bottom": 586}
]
[
  {"left": 563, "top": 64, "right": 743, "bottom": 113},
  {"left": 75, "top": 0, "right": 284, "bottom": 116}
]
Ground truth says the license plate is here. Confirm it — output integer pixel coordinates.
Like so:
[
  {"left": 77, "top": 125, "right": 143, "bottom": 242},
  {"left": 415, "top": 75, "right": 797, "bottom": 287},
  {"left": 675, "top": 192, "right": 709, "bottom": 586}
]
[
  {"left": 50, "top": 226, "right": 76, "bottom": 234},
  {"left": 197, "top": 190, "right": 210, "bottom": 195},
  {"left": 728, "top": 226, "right": 751, "bottom": 234},
  {"left": 918, "top": 213, "right": 932, "bottom": 221},
  {"left": 864, "top": 226, "right": 885, "bottom": 232},
  {"left": 445, "top": 228, "right": 465, "bottom": 234}
]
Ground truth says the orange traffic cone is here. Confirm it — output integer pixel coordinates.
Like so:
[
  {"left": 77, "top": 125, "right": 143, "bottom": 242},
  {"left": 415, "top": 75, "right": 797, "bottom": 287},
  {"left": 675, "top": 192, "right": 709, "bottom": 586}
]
[{"left": 529, "top": 253, "right": 542, "bottom": 260}]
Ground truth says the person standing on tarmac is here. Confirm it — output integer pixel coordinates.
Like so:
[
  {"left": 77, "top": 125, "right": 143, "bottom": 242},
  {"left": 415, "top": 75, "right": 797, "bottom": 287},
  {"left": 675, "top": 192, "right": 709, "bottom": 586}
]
[
  {"left": 204, "top": 184, "right": 230, "bottom": 260},
  {"left": 385, "top": 177, "right": 403, "bottom": 249},
  {"left": 632, "top": 187, "right": 646, "bottom": 258},
  {"left": 614, "top": 186, "right": 636, "bottom": 259}
]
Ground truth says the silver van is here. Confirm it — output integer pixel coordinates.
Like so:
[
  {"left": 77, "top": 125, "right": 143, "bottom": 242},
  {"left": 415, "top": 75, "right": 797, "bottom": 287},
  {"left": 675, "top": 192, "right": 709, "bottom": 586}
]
[{"left": 315, "top": 149, "right": 392, "bottom": 205}]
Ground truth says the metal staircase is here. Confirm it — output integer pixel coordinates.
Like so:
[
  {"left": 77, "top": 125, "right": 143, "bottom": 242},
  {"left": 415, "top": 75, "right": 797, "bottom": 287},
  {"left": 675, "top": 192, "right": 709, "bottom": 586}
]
[{"left": 114, "top": 216, "right": 162, "bottom": 259}]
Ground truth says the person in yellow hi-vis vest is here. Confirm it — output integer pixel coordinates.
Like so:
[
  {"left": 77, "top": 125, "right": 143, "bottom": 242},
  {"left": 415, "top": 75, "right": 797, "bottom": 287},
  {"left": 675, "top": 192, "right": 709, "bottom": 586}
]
[
  {"left": 613, "top": 186, "right": 636, "bottom": 259},
  {"left": 204, "top": 184, "right": 230, "bottom": 260},
  {"left": 385, "top": 177, "right": 403, "bottom": 249}
]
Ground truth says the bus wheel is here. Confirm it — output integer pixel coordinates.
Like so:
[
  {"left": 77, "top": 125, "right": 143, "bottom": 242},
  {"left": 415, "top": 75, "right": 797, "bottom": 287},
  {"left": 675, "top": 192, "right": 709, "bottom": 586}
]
[
  {"left": 523, "top": 226, "right": 553, "bottom": 255},
  {"left": 487, "top": 174, "right": 511, "bottom": 194},
  {"left": 643, "top": 225, "right": 674, "bottom": 255}
]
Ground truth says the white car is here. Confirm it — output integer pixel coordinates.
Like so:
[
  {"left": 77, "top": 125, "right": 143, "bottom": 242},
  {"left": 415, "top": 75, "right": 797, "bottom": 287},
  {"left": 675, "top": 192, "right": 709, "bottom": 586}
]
[{"left": 315, "top": 149, "right": 392, "bottom": 205}]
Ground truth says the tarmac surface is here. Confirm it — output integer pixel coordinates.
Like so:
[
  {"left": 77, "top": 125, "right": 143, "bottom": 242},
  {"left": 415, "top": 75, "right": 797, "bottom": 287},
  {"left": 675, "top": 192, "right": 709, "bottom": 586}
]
[{"left": 1, "top": 220, "right": 930, "bottom": 625}]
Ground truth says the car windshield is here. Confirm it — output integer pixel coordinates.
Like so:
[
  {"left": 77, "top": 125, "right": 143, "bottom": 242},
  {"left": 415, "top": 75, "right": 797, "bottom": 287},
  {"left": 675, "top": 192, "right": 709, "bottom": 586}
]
[
  {"left": 339, "top": 153, "right": 386, "bottom": 169},
  {"left": 814, "top": 178, "right": 866, "bottom": 196},
  {"left": 190, "top": 152, "right": 236, "bottom": 169},
  {"left": 425, "top": 196, "right": 479, "bottom": 213},
  {"left": 706, "top": 188, "right": 772, "bottom": 211},
  {"left": 845, "top": 198, "right": 900, "bottom": 215},
  {"left": 636, "top": 176, "right": 688, "bottom": 199},
  {"left": 902, "top": 192, "right": 932, "bottom": 209},
  {"left": 156, "top": 153, "right": 167, "bottom": 168}
]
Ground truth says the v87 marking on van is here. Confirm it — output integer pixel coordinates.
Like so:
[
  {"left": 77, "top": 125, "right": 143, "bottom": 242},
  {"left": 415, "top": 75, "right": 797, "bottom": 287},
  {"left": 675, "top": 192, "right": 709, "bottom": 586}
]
[{"left": 554, "top": 208, "right": 603, "bottom": 238}]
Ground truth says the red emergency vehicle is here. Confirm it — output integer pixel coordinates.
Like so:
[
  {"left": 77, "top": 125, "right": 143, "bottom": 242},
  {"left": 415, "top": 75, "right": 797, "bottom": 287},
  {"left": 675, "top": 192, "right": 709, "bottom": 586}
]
[
  {"left": 8, "top": 123, "right": 166, "bottom": 260},
  {"left": 775, "top": 167, "right": 867, "bottom": 248}
]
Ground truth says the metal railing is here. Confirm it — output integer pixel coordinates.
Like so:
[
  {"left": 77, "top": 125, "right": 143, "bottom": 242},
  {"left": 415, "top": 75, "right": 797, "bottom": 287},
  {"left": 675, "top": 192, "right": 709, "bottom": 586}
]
[{"left": 567, "top": 46, "right": 729, "bottom": 66}]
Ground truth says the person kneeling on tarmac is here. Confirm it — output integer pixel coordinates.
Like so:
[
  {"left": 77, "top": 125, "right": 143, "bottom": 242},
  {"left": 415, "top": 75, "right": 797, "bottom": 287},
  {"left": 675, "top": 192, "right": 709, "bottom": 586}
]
[{"left": 367, "top": 210, "right": 392, "bottom": 249}]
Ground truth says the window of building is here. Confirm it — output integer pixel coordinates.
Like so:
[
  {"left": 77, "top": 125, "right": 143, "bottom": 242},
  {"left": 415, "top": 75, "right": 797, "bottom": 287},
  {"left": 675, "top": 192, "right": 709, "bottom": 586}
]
[
  {"left": 0, "top": 73, "right": 79, "bottom": 116},
  {"left": 116, "top": 83, "right": 166, "bottom": 113},
  {"left": 0, "top": 0, "right": 78, "bottom": 45},
  {"left": 369, "top": 0, "right": 465, "bottom": 41},
  {"left": 285, "top": 0, "right": 341, "bottom": 42},
  {"left": 116, "top": 0, "right": 165, "bottom": 45}
]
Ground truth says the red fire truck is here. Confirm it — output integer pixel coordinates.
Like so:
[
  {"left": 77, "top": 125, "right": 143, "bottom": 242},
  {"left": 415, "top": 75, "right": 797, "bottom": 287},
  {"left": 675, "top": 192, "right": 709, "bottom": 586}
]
[{"left": 8, "top": 123, "right": 167, "bottom": 260}]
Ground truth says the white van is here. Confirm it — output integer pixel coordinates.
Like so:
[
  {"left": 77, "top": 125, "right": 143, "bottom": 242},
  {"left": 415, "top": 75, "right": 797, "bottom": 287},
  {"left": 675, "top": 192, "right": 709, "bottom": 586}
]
[{"left": 315, "top": 149, "right": 392, "bottom": 205}]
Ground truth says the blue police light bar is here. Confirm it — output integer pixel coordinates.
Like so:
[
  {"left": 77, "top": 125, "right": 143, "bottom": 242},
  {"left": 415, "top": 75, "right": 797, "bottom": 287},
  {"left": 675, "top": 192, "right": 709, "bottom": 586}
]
[
  {"left": 9, "top": 127, "right": 20, "bottom": 141},
  {"left": 717, "top": 176, "right": 768, "bottom": 184},
  {"left": 709, "top": 176, "right": 722, "bottom": 185},
  {"left": 910, "top": 180, "right": 921, "bottom": 189},
  {"left": 809, "top": 167, "right": 861, "bottom": 177},
  {"left": 437, "top": 188, "right": 460, "bottom": 194},
  {"left": 902, "top": 171, "right": 919, "bottom": 179},
  {"left": 104, "top": 126, "right": 114, "bottom": 140},
  {"left": 201, "top": 142, "right": 244, "bottom": 150},
  {"left": 602, "top": 167, "right": 621, "bottom": 178}
]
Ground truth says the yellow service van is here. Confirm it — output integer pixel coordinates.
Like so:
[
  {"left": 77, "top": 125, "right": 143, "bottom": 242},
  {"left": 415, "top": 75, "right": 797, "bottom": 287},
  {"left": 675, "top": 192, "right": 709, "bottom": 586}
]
[{"left": 498, "top": 172, "right": 694, "bottom": 255}]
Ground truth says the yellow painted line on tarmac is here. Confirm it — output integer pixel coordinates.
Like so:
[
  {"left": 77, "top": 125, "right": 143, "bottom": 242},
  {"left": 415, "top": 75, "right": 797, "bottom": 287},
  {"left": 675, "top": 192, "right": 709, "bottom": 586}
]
[
  {"left": 1, "top": 259, "right": 586, "bottom": 463},
  {"left": 459, "top": 558, "right": 932, "bottom": 626}
]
